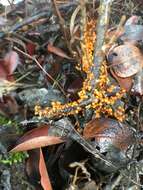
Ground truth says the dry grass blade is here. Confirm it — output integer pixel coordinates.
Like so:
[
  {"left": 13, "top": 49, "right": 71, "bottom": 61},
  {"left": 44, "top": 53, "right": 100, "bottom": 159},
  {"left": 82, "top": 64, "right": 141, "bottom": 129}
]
[{"left": 70, "top": 5, "right": 81, "bottom": 36}]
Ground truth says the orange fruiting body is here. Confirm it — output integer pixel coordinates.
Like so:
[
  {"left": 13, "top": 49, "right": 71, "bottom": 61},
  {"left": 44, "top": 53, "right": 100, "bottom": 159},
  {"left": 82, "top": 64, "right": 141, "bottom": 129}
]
[{"left": 35, "top": 20, "right": 125, "bottom": 121}]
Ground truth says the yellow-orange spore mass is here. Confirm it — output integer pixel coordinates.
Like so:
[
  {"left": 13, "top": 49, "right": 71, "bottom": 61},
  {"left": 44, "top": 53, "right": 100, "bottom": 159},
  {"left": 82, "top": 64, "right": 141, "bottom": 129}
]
[
  {"left": 81, "top": 20, "right": 96, "bottom": 73},
  {"left": 35, "top": 19, "right": 126, "bottom": 121}
]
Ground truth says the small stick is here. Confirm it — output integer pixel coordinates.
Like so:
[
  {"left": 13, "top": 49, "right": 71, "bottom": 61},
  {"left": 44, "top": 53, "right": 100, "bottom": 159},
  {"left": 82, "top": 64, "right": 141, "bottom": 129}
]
[
  {"left": 80, "top": 0, "right": 86, "bottom": 39},
  {"left": 0, "top": 2, "right": 78, "bottom": 39},
  {"left": 91, "top": 0, "right": 112, "bottom": 88},
  {"left": 52, "top": 0, "right": 72, "bottom": 54},
  {"left": 80, "top": 0, "right": 87, "bottom": 61},
  {"left": 14, "top": 46, "right": 66, "bottom": 97}
]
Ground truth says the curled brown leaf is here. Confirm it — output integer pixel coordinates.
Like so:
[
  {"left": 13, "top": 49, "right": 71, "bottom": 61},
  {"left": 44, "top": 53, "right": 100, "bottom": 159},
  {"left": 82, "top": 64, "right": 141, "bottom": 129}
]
[
  {"left": 83, "top": 118, "right": 136, "bottom": 152},
  {"left": 108, "top": 44, "right": 143, "bottom": 78},
  {"left": 47, "top": 44, "right": 71, "bottom": 59},
  {"left": 10, "top": 124, "right": 64, "bottom": 152}
]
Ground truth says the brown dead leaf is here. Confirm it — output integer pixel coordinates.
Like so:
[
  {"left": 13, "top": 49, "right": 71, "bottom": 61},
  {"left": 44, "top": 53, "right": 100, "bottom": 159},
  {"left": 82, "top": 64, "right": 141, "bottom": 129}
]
[
  {"left": 110, "top": 69, "right": 133, "bottom": 92},
  {"left": 47, "top": 44, "right": 71, "bottom": 59},
  {"left": 0, "top": 62, "right": 7, "bottom": 80},
  {"left": 26, "top": 42, "right": 37, "bottom": 56},
  {"left": 26, "top": 149, "right": 41, "bottom": 188},
  {"left": 108, "top": 44, "right": 143, "bottom": 78},
  {"left": 39, "top": 148, "right": 53, "bottom": 190},
  {"left": 0, "top": 60, "right": 15, "bottom": 81},
  {"left": 64, "top": 73, "right": 83, "bottom": 100},
  {"left": 4, "top": 51, "right": 20, "bottom": 75},
  {"left": 10, "top": 124, "right": 64, "bottom": 152},
  {"left": 83, "top": 118, "right": 135, "bottom": 152},
  {"left": 26, "top": 148, "right": 53, "bottom": 190}
]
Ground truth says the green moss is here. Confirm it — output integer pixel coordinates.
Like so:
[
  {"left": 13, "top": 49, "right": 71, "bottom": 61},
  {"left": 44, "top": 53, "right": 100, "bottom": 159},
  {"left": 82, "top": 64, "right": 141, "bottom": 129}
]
[
  {"left": 0, "top": 116, "right": 12, "bottom": 125},
  {"left": 0, "top": 115, "right": 23, "bottom": 134},
  {"left": 0, "top": 116, "right": 28, "bottom": 165},
  {"left": 0, "top": 152, "right": 28, "bottom": 165}
]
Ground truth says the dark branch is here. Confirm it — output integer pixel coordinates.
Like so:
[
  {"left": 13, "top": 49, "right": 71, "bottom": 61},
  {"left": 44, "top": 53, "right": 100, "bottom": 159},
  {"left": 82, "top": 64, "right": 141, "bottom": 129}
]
[{"left": 91, "top": 0, "right": 112, "bottom": 88}]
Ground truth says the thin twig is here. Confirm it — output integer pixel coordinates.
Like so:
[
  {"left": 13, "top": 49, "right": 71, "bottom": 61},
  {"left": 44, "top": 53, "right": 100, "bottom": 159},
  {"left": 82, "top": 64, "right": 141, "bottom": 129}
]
[
  {"left": 80, "top": 0, "right": 86, "bottom": 38},
  {"left": 80, "top": 0, "right": 87, "bottom": 63},
  {"left": 0, "top": 2, "right": 78, "bottom": 39},
  {"left": 91, "top": 0, "right": 112, "bottom": 88},
  {"left": 0, "top": 12, "right": 50, "bottom": 39},
  {"left": 14, "top": 46, "right": 67, "bottom": 97},
  {"left": 52, "top": 0, "right": 73, "bottom": 54}
]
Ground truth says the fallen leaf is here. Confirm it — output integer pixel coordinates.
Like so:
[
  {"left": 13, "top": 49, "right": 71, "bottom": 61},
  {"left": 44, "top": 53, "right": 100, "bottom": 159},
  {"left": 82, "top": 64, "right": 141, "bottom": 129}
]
[
  {"left": 4, "top": 51, "right": 20, "bottom": 75},
  {"left": 107, "top": 15, "right": 143, "bottom": 46},
  {"left": 0, "top": 60, "right": 15, "bottom": 81},
  {"left": 44, "top": 54, "right": 61, "bottom": 81},
  {"left": 64, "top": 74, "right": 83, "bottom": 100},
  {"left": 47, "top": 44, "right": 71, "bottom": 59},
  {"left": 26, "top": 149, "right": 41, "bottom": 188},
  {"left": 121, "top": 25, "right": 143, "bottom": 44},
  {"left": 10, "top": 124, "right": 64, "bottom": 152},
  {"left": 66, "top": 76, "right": 83, "bottom": 94},
  {"left": 0, "top": 62, "right": 7, "bottom": 80},
  {"left": 39, "top": 148, "right": 53, "bottom": 190},
  {"left": 108, "top": 44, "right": 143, "bottom": 78},
  {"left": 115, "top": 15, "right": 143, "bottom": 44},
  {"left": 26, "top": 42, "right": 37, "bottom": 56},
  {"left": 26, "top": 148, "right": 53, "bottom": 190},
  {"left": 110, "top": 68, "right": 133, "bottom": 92},
  {"left": 83, "top": 118, "right": 136, "bottom": 152},
  {"left": 125, "top": 15, "right": 139, "bottom": 25}
]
